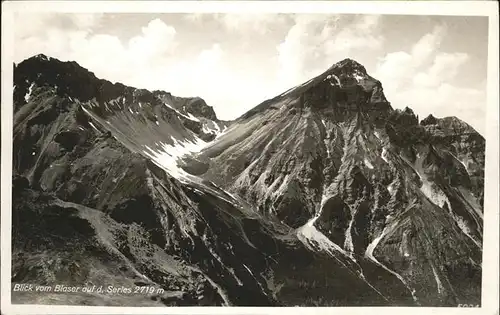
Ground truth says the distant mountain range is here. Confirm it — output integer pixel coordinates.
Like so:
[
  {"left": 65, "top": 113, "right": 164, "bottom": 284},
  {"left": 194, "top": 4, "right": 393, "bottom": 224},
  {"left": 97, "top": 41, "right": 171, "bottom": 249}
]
[{"left": 11, "top": 54, "right": 484, "bottom": 306}]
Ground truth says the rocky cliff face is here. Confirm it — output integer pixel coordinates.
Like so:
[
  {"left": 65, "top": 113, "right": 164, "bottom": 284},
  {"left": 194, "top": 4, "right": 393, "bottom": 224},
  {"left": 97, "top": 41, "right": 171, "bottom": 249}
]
[
  {"left": 182, "top": 58, "right": 484, "bottom": 305},
  {"left": 11, "top": 55, "right": 484, "bottom": 307}
]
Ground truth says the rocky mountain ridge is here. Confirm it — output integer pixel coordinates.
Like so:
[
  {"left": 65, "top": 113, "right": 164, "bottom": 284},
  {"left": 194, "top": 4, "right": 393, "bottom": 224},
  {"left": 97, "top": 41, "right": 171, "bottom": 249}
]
[
  {"left": 181, "top": 57, "right": 484, "bottom": 305},
  {"left": 10, "top": 54, "right": 484, "bottom": 307}
]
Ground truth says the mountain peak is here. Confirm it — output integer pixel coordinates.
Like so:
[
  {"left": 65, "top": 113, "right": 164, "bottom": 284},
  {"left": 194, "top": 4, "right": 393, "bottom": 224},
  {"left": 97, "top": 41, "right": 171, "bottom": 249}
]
[
  {"left": 403, "top": 106, "right": 415, "bottom": 115},
  {"left": 420, "top": 114, "right": 438, "bottom": 125},
  {"left": 332, "top": 58, "right": 367, "bottom": 74},
  {"left": 239, "top": 57, "right": 389, "bottom": 121},
  {"left": 15, "top": 54, "right": 216, "bottom": 114},
  {"left": 17, "top": 54, "right": 55, "bottom": 67},
  {"left": 33, "top": 53, "right": 51, "bottom": 61},
  {"left": 336, "top": 58, "right": 364, "bottom": 67},
  {"left": 420, "top": 114, "right": 480, "bottom": 136}
]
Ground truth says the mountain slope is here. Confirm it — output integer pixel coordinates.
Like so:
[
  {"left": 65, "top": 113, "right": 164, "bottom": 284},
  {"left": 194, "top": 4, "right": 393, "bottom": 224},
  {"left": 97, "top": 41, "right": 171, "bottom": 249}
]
[
  {"left": 10, "top": 55, "right": 483, "bottom": 307},
  {"left": 180, "top": 58, "right": 484, "bottom": 305},
  {"left": 11, "top": 55, "right": 414, "bottom": 307}
]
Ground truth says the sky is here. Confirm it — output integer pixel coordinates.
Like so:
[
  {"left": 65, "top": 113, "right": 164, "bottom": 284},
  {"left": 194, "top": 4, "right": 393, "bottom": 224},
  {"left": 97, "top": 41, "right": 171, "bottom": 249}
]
[{"left": 13, "top": 13, "right": 489, "bottom": 134}]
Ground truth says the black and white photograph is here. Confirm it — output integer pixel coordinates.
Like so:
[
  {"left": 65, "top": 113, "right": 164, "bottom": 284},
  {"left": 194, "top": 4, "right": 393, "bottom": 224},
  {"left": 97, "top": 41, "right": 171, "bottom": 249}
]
[{"left": 1, "top": 1, "right": 499, "bottom": 314}]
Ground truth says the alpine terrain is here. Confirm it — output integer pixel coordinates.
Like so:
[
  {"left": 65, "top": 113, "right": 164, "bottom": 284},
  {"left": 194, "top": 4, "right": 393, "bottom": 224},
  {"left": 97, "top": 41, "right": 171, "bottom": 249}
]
[{"left": 11, "top": 54, "right": 484, "bottom": 307}]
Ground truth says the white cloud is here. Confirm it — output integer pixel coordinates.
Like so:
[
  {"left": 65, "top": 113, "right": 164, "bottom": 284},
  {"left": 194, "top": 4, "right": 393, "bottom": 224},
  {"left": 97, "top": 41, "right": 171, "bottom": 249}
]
[
  {"left": 411, "top": 24, "right": 447, "bottom": 65},
  {"left": 15, "top": 13, "right": 299, "bottom": 120},
  {"left": 374, "top": 25, "right": 447, "bottom": 86},
  {"left": 220, "top": 13, "right": 288, "bottom": 35},
  {"left": 15, "top": 16, "right": 181, "bottom": 89},
  {"left": 388, "top": 83, "right": 486, "bottom": 134},
  {"left": 373, "top": 25, "right": 485, "bottom": 135},
  {"left": 277, "top": 14, "right": 384, "bottom": 88},
  {"left": 327, "top": 15, "right": 383, "bottom": 53},
  {"left": 413, "top": 52, "right": 469, "bottom": 87},
  {"left": 197, "top": 43, "right": 223, "bottom": 67},
  {"left": 128, "top": 19, "right": 177, "bottom": 59},
  {"left": 161, "top": 43, "right": 279, "bottom": 119},
  {"left": 14, "top": 13, "right": 102, "bottom": 41},
  {"left": 13, "top": 13, "right": 486, "bottom": 133},
  {"left": 68, "top": 13, "right": 104, "bottom": 31},
  {"left": 182, "top": 13, "right": 288, "bottom": 36},
  {"left": 14, "top": 14, "right": 230, "bottom": 115},
  {"left": 373, "top": 51, "right": 413, "bottom": 90}
]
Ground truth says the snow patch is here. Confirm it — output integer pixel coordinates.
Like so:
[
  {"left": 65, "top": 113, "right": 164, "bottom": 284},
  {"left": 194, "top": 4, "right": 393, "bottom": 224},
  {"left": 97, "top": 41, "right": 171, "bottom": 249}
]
[
  {"left": 24, "top": 83, "right": 35, "bottom": 102},
  {"left": 410, "top": 153, "right": 456, "bottom": 212},
  {"left": 202, "top": 120, "right": 223, "bottom": 136},
  {"left": 164, "top": 102, "right": 200, "bottom": 123},
  {"left": 352, "top": 70, "right": 365, "bottom": 83},
  {"left": 223, "top": 190, "right": 240, "bottom": 203},
  {"left": 324, "top": 139, "right": 331, "bottom": 158},
  {"left": 353, "top": 73, "right": 364, "bottom": 82},
  {"left": 243, "top": 264, "right": 254, "bottom": 276},
  {"left": 227, "top": 267, "right": 243, "bottom": 286},
  {"left": 400, "top": 231, "right": 411, "bottom": 258},
  {"left": 163, "top": 102, "right": 177, "bottom": 111},
  {"left": 461, "top": 160, "right": 470, "bottom": 174},
  {"left": 454, "top": 214, "right": 481, "bottom": 248},
  {"left": 202, "top": 124, "right": 213, "bottom": 134},
  {"left": 272, "top": 175, "right": 290, "bottom": 199},
  {"left": 88, "top": 121, "right": 99, "bottom": 132},
  {"left": 326, "top": 74, "right": 341, "bottom": 87},
  {"left": 415, "top": 170, "right": 482, "bottom": 249},
  {"left": 297, "top": 215, "right": 349, "bottom": 257},
  {"left": 458, "top": 187, "right": 483, "bottom": 220},
  {"left": 381, "top": 147, "right": 390, "bottom": 164},
  {"left": 387, "top": 181, "right": 395, "bottom": 194},
  {"left": 448, "top": 151, "right": 471, "bottom": 175},
  {"left": 430, "top": 264, "right": 444, "bottom": 294},
  {"left": 142, "top": 136, "right": 207, "bottom": 182},
  {"left": 186, "top": 112, "right": 200, "bottom": 122},
  {"left": 365, "top": 224, "right": 418, "bottom": 302},
  {"left": 320, "top": 193, "right": 330, "bottom": 209},
  {"left": 364, "top": 158, "right": 374, "bottom": 169},
  {"left": 420, "top": 181, "right": 449, "bottom": 208},
  {"left": 344, "top": 220, "right": 355, "bottom": 253}
]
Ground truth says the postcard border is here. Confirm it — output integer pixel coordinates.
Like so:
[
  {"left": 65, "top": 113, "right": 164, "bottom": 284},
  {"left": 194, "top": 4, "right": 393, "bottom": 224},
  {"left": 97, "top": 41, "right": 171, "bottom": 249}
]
[{"left": 1, "top": 1, "right": 498, "bottom": 315}]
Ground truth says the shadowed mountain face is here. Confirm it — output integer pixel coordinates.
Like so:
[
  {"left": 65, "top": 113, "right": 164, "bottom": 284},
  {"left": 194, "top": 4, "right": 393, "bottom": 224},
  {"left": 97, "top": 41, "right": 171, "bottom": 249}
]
[{"left": 11, "top": 54, "right": 484, "bottom": 307}]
